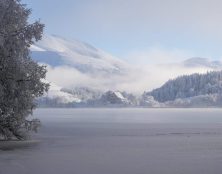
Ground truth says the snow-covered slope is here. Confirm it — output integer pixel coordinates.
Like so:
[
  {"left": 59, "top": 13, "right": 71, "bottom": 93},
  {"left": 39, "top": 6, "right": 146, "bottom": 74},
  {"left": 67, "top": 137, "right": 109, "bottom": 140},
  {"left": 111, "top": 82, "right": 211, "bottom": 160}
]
[
  {"left": 42, "top": 83, "right": 81, "bottom": 104},
  {"left": 32, "top": 35, "right": 135, "bottom": 106},
  {"left": 101, "top": 91, "right": 129, "bottom": 104},
  {"left": 31, "top": 35, "right": 130, "bottom": 75},
  {"left": 145, "top": 71, "right": 222, "bottom": 102},
  {"left": 182, "top": 57, "right": 222, "bottom": 70}
]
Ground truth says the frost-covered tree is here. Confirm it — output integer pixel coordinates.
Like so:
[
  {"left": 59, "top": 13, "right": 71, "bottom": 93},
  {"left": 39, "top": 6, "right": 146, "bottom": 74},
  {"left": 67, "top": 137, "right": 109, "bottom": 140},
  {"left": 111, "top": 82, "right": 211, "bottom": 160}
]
[
  {"left": 146, "top": 71, "right": 222, "bottom": 102},
  {"left": 0, "top": 0, "right": 49, "bottom": 140}
]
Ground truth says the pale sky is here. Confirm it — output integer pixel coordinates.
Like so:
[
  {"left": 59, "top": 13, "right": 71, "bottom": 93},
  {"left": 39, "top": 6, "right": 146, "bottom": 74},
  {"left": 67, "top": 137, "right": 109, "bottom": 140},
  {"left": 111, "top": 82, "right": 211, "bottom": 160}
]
[{"left": 23, "top": 0, "right": 222, "bottom": 64}]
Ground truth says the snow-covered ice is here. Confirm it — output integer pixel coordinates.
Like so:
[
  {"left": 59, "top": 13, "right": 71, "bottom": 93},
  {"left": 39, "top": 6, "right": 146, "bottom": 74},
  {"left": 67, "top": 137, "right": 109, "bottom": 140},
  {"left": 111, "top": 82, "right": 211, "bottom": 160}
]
[{"left": 1, "top": 108, "right": 222, "bottom": 174}]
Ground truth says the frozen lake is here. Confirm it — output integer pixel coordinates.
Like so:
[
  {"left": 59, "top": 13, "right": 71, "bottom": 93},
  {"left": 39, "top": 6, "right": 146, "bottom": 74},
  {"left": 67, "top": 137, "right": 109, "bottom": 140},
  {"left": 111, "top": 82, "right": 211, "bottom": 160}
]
[{"left": 1, "top": 108, "right": 222, "bottom": 174}]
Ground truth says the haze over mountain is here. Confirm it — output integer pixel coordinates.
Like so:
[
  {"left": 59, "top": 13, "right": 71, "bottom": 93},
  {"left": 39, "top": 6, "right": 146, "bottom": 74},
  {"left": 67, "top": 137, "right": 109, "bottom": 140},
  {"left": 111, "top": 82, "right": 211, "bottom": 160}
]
[
  {"left": 31, "top": 35, "right": 222, "bottom": 106},
  {"left": 31, "top": 35, "right": 140, "bottom": 92},
  {"left": 31, "top": 35, "right": 139, "bottom": 104},
  {"left": 182, "top": 57, "right": 222, "bottom": 70}
]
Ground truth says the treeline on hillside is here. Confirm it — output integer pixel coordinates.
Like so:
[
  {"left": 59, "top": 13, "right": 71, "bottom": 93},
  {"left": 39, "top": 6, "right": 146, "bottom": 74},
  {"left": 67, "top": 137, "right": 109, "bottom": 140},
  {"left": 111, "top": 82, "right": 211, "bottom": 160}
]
[{"left": 146, "top": 71, "right": 222, "bottom": 102}]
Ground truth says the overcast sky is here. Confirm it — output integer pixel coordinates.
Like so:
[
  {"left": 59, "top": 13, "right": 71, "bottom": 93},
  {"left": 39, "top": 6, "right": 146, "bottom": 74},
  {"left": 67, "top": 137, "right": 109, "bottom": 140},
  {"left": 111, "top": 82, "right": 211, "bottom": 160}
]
[{"left": 23, "top": 0, "right": 222, "bottom": 64}]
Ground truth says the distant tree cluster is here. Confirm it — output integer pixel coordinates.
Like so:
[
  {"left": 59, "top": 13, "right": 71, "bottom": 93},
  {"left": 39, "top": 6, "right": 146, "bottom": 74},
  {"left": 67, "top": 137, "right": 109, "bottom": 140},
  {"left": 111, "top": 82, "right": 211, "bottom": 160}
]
[
  {"left": 146, "top": 71, "right": 222, "bottom": 102},
  {"left": 0, "top": 0, "right": 49, "bottom": 140}
]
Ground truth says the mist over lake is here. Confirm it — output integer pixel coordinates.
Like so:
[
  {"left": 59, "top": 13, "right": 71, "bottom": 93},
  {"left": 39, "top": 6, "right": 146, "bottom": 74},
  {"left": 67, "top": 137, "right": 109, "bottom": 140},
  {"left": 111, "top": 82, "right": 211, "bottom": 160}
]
[
  {"left": 1, "top": 108, "right": 222, "bottom": 174},
  {"left": 2, "top": 1, "right": 222, "bottom": 174}
]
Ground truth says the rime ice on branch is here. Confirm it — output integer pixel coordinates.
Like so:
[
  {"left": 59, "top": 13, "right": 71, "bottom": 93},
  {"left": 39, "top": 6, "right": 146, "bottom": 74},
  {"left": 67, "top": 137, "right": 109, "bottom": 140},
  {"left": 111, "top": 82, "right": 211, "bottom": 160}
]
[{"left": 0, "top": 0, "right": 49, "bottom": 140}]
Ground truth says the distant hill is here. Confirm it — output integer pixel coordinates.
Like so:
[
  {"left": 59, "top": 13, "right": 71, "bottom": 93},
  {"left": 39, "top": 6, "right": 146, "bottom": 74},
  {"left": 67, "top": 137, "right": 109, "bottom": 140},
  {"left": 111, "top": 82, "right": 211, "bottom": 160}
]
[
  {"left": 37, "top": 89, "right": 138, "bottom": 108},
  {"left": 31, "top": 35, "right": 131, "bottom": 75},
  {"left": 31, "top": 35, "right": 139, "bottom": 107},
  {"left": 182, "top": 57, "right": 222, "bottom": 69},
  {"left": 145, "top": 71, "right": 222, "bottom": 103},
  {"left": 31, "top": 35, "right": 222, "bottom": 107}
]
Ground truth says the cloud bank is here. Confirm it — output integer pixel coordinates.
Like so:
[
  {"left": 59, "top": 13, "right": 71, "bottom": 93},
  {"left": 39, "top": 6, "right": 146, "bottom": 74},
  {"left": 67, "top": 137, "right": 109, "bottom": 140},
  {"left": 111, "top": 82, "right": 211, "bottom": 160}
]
[{"left": 45, "top": 61, "right": 216, "bottom": 95}]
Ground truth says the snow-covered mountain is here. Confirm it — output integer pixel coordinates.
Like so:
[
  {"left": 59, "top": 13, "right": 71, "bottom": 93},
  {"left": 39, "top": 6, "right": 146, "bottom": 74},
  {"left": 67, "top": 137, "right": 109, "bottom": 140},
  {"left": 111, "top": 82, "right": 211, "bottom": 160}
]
[
  {"left": 31, "top": 35, "right": 136, "bottom": 106},
  {"left": 146, "top": 71, "right": 222, "bottom": 102},
  {"left": 142, "top": 71, "right": 222, "bottom": 107},
  {"left": 31, "top": 35, "right": 222, "bottom": 107},
  {"left": 31, "top": 35, "right": 130, "bottom": 75},
  {"left": 182, "top": 57, "right": 222, "bottom": 70}
]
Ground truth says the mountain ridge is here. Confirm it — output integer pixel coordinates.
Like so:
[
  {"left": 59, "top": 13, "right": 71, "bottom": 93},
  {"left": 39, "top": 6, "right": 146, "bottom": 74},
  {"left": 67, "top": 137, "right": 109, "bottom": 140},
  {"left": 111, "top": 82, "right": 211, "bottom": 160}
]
[
  {"left": 31, "top": 35, "right": 131, "bottom": 75},
  {"left": 31, "top": 35, "right": 222, "bottom": 107}
]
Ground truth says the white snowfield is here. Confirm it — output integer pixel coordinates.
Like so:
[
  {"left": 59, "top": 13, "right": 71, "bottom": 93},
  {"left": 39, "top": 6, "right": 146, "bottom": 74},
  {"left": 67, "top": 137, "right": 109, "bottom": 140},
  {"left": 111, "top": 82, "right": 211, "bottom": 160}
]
[{"left": 32, "top": 35, "right": 131, "bottom": 74}]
